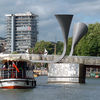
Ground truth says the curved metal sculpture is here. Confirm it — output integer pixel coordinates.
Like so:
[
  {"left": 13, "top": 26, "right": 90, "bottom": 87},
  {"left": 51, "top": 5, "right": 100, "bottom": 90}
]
[
  {"left": 69, "top": 22, "right": 88, "bottom": 56},
  {"left": 30, "top": 14, "right": 73, "bottom": 63},
  {"left": 55, "top": 15, "right": 73, "bottom": 62}
]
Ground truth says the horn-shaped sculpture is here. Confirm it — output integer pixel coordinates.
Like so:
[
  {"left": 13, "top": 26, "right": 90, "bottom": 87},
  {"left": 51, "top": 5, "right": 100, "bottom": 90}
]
[
  {"left": 31, "top": 14, "right": 73, "bottom": 63},
  {"left": 55, "top": 14, "right": 73, "bottom": 62},
  {"left": 69, "top": 22, "right": 88, "bottom": 56}
]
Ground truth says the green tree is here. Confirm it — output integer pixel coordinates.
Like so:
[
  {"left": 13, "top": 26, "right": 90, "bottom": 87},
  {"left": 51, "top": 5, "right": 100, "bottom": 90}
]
[
  {"left": 32, "top": 40, "right": 54, "bottom": 54},
  {"left": 75, "top": 23, "right": 100, "bottom": 56},
  {"left": 12, "top": 51, "right": 18, "bottom": 54},
  {"left": 54, "top": 38, "right": 72, "bottom": 55},
  {"left": 29, "top": 39, "right": 72, "bottom": 55},
  {"left": 66, "top": 37, "right": 72, "bottom": 55},
  {"left": 56, "top": 41, "right": 63, "bottom": 55}
]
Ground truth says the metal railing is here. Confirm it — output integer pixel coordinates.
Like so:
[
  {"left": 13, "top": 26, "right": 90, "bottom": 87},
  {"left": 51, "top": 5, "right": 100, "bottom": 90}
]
[{"left": 0, "top": 68, "right": 24, "bottom": 79}]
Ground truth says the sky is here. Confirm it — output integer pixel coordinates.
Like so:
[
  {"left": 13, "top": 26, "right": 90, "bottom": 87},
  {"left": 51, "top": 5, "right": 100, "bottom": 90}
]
[{"left": 0, "top": 0, "right": 100, "bottom": 42}]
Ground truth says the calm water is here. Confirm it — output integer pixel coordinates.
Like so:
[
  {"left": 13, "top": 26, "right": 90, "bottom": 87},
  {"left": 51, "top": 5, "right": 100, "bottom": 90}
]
[{"left": 0, "top": 76, "right": 100, "bottom": 100}]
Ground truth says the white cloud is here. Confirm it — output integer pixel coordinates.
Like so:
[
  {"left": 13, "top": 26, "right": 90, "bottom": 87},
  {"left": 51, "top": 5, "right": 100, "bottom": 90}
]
[
  {"left": 30, "top": 6, "right": 46, "bottom": 17},
  {"left": 39, "top": 18, "right": 55, "bottom": 27},
  {"left": 16, "top": 0, "right": 23, "bottom": 6},
  {"left": 68, "top": 0, "right": 100, "bottom": 15},
  {"left": 0, "top": 0, "right": 100, "bottom": 41}
]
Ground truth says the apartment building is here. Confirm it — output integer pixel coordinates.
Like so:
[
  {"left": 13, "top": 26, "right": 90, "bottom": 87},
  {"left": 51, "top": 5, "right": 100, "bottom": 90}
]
[{"left": 5, "top": 12, "right": 38, "bottom": 53}]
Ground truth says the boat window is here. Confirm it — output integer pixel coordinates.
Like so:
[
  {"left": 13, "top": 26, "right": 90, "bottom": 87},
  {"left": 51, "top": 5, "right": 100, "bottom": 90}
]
[{"left": 0, "top": 63, "right": 4, "bottom": 68}]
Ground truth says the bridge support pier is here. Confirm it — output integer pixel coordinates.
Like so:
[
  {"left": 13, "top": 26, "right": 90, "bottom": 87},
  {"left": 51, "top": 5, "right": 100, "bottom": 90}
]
[
  {"left": 79, "top": 64, "right": 86, "bottom": 83},
  {"left": 48, "top": 63, "right": 86, "bottom": 83}
]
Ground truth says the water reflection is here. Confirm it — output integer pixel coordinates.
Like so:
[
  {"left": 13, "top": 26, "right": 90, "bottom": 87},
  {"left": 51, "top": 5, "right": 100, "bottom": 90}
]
[{"left": 0, "top": 77, "right": 100, "bottom": 100}]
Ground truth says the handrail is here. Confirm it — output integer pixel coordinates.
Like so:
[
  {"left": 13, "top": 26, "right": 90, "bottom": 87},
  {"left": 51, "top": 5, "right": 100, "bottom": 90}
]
[{"left": 0, "top": 68, "right": 24, "bottom": 79}]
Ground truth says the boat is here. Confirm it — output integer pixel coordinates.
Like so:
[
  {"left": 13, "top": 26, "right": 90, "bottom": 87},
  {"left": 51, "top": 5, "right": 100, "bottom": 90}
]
[
  {"left": 33, "top": 73, "right": 39, "bottom": 78},
  {"left": 90, "top": 72, "right": 100, "bottom": 78},
  {"left": 0, "top": 58, "right": 36, "bottom": 89},
  {"left": 95, "top": 75, "right": 99, "bottom": 78}
]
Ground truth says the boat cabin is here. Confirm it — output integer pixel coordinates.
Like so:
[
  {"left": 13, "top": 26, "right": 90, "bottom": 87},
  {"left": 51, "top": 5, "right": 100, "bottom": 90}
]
[{"left": 0, "top": 60, "right": 34, "bottom": 79}]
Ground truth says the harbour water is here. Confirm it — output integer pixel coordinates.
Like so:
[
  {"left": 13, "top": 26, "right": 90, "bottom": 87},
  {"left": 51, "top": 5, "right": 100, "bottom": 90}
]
[{"left": 0, "top": 76, "right": 100, "bottom": 100}]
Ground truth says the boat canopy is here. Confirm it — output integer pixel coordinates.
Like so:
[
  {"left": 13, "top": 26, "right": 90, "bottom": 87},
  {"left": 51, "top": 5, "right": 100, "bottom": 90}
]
[{"left": 1, "top": 57, "right": 33, "bottom": 64}]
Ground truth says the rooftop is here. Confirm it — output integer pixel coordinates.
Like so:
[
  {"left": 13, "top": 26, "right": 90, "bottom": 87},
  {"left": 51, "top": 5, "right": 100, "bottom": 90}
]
[{"left": 5, "top": 12, "right": 38, "bottom": 17}]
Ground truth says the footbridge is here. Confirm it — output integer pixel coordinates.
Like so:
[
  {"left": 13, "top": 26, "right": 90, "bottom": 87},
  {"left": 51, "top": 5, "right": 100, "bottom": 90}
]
[
  {"left": 0, "top": 54, "right": 100, "bottom": 83},
  {"left": 0, "top": 54, "right": 100, "bottom": 65}
]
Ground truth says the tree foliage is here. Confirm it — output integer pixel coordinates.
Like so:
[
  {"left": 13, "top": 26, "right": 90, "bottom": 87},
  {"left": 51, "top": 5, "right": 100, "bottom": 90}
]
[
  {"left": 29, "top": 39, "right": 72, "bottom": 55},
  {"left": 75, "top": 23, "right": 100, "bottom": 56},
  {"left": 66, "top": 37, "right": 72, "bottom": 55},
  {"left": 29, "top": 23, "right": 100, "bottom": 57},
  {"left": 56, "top": 41, "right": 63, "bottom": 55},
  {"left": 29, "top": 40, "right": 54, "bottom": 54}
]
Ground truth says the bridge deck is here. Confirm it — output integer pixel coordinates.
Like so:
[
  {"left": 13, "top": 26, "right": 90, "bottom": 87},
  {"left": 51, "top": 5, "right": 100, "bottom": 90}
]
[{"left": 0, "top": 54, "right": 100, "bottom": 65}]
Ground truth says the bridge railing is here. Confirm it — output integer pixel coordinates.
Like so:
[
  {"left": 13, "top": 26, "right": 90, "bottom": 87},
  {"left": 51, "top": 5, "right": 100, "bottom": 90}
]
[{"left": 0, "top": 54, "right": 100, "bottom": 65}]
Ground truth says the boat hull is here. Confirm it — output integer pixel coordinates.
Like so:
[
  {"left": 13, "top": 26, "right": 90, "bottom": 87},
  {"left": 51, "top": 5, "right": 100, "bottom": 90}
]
[{"left": 0, "top": 78, "right": 36, "bottom": 89}]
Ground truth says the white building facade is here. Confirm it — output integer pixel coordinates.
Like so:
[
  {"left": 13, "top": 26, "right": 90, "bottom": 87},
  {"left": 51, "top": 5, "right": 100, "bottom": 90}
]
[{"left": 5, "top": 12, "right": 38, "bottom": 53}]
